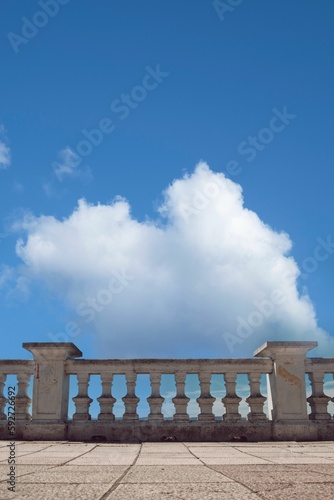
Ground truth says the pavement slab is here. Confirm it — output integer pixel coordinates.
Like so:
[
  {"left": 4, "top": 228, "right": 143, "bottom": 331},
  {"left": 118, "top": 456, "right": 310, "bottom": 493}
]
[
  {"left": 0, "top": 440, "right": 333, "bottom": 499},
  {"left": 0, "top": 464, "right": 54, "bottom": 481},
  {"left": 247, "top": 454, "right": 334, "bottom": 464},
  {"left": 210, "top": 464, "right": 334, "bottom": 483},
  {"left": 135, "top": 456, "right": 201, "bottom": 465},
  {"left": 18, "top": 465, "right": 128, "bottom": 484},
  {"left": 286, "top": 463, "right": 334, "bottom": 474},
  {"left": 69, "top": 455, "right": 138, "bottom": 465},
  {"left": 105, "top": 482, "right": 261, "bottom": 499},
  {"left": 247, "top": 482, "right": 334, "bottom": 499},
  {"left": 122, "top": 465, "right": 233, "bottom": 483},
  {"left": 0, "top": 483, "right": 112, "bottom": 500}
]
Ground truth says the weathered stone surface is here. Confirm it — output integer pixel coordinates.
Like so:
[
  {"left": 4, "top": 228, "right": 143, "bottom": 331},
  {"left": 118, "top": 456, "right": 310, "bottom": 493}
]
[
  {"left": 18, "top": 465, "right": 127, "bottom": 483},
  {"left": 105, "top": 483, "right": 261, "bottom": 499},
  {"left": 255, "top": 341, "right": 318, "bottom": 421},
  {"left": 123, "top": 464, "right": 232, "bottom": 483},
  {"left": 22, "top": 343, "right": 82, "bottom": 422},
  {"left": 0, "top": 441, "right": 334, "bottom": 499},
  {"left": 247, "top": 482, "right": 334, "bottom": 499},
  {"left": 210, "top": 464, "right": 334, "bottom": 483},
  {"left": 1, "top": 340, "right": 333, "bottom": 443},
  {"left": 0, "top": 483, "right": 111, "bottom": 500}
]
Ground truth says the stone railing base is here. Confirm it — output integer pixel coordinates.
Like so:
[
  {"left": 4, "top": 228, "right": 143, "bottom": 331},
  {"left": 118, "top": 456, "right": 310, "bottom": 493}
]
[{"left": 1, "top": 420, "right": 333, "bottom": 443}]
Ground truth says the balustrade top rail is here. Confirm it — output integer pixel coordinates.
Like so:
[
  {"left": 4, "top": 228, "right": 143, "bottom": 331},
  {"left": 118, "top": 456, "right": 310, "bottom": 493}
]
[
  {"left": 0, "top": 360, "right": 34, "bottom": 375},
  {"left": 65, "top": 357, "right": 273, "bottom": 375},
  {"left": 305, "top": 358, "right": 334, "bottom": 372}
]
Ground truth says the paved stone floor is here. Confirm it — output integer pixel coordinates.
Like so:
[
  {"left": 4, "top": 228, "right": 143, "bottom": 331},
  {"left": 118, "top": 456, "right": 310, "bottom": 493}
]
[{"left": 1, "top": 441, "right": 334, "bottom": 499}]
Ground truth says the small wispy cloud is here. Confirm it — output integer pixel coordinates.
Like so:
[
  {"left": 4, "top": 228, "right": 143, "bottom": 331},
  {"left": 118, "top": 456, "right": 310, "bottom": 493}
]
[
  {"left": 13, "top": 181, "right": 24, "bottom": 193},
  {"left": 0, "top": 264, "right": 31, "bottom": 301},
  {"left": 52, "top": 146, "right": 93, "bottom": 182},
  {"left": 0, "top": 125, "right": 11, "bottom": 170},
  {"left": 0, "top": 264, "right": 14, "bottom": 289},
  {"left": 42, "top": 180, "right": 58, "bottom": 198}
]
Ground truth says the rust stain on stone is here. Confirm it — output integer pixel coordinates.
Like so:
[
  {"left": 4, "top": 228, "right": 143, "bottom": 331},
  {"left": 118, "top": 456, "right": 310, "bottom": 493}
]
[{"left": 278, "top": 365, "right": 301, "bottom": 387}]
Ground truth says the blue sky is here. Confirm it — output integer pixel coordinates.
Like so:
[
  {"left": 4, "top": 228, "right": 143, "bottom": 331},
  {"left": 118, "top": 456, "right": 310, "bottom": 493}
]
[{"left": 1, "top": 0, "right": 334, "bottom": 366}]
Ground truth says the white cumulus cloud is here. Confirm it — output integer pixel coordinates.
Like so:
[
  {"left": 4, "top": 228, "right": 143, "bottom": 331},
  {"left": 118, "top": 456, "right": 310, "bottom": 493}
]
[{"left": 11, "top": 163, "right": 333, "bottom": 357}]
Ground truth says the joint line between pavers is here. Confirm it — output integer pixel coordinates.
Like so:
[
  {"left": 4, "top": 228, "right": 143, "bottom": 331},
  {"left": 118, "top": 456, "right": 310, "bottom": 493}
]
[
  {"left": 0, "top": 442, "right": 55, "bottom": 464},
  {"left": 181, "top": 442, "right": 266, "bottom": 498},
  {"left": 233, "top": 446, "right": 277, "bottom": 463},
  {"left": 60, "top": 443, "right": 98, "bottom": 466},
  {"left": 98, "top": 443, "right": 143, "bottom": 500}
]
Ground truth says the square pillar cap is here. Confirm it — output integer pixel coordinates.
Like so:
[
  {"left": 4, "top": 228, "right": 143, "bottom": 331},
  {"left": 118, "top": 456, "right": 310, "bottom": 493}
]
[
  {"left": 254, "top": 341, "right": 318, "bottom": 358},
  {"left": 23, "top": 342, "right": 82, "bottom": 360}
]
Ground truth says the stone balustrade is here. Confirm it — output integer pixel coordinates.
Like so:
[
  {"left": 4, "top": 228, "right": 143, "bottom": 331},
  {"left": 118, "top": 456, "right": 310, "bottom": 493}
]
[
  {"left": 0, "top": 360, "right": 34, "bottom": 422},
  {"left": 0, "top": 341, "right": 333, "bottom": 442}
]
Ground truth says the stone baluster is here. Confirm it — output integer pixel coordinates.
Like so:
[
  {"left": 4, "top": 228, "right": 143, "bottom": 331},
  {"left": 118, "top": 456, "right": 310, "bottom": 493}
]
[
  {"left": 97, "top": 373, "right": 116, "bottom": 421},
  {"left": 72, "top": 373, "right": 93, "bottom": 420},
  {"left": 147, "top": 373, "right": 165, "bottom": 421},
  {"left": 0, "top": 374, "right": 7, "bottom": 420},
  {"left": 172, "top": 372, "right": 189, "bottom": 421},
  {"left": 15, "top": 372, "right": 32, "bottom": 420},
  {"left": 197, "top": 372, "right": 215, "bottom": 421},
  {"left": 221, "top": 372, "right": 241, "bottom": 421},
  {"left": 122, "top": 372, "right": 139, "bottom": 420},
  {"left": 246, "top": 372, "right": 267, "bottom": 421},
  {"left": 307, "top": 370, "right": 331, "bottom": 420}
]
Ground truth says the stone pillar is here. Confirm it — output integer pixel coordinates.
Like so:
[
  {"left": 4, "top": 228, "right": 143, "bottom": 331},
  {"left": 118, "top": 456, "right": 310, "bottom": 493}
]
[
  {"left": 254, "top": 341, "right": 317, "bottom": 421},
  {"left": 23, "top": 342, "right": 82, "bottom": 422}
]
